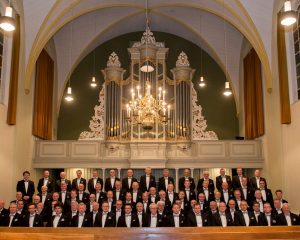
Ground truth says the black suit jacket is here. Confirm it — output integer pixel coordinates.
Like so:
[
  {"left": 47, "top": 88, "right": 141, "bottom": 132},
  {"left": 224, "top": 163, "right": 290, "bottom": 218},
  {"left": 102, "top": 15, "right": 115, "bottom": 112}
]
[
  {"left": 121, "top": 177, "right": 138, "bottom": 192},
  {"left": 76, "top": 192, "right": 89, "bottom": 204},
  {"left": 145, "top": 213, "right": 165, "bottom": 227},
  {"left": 165, "top": 212, "right": 186, "bottom": 227},
  {"left": 158, "top": 177, "right": 175, "bottom": 192},
  {"left": 140, "top": 175, "right": 156, "bottom": 192},
  {"left": 23, "top": 214, "right": 43, "bottom": 227},
  {"left": 166, "top": 191, "right": 179, "bottom": 206},
  {"left": 104, "top": 177, "right": 120, "bottom": 192},
  {"left": 59, "top": 191, "right": 71, "bottom": 214},
  {"left": 198, "top": 189, "right": 215, "bottom": 203},
  {"left": 186, "top": 211, "right": 208, "bottom": 227},
  {"left": 0, "top": 208, "right": 9, "bottom": 226},
  {"left": 258, "top": 213, "right": 277, "bottom": 226},
  {"left": 117, "top": 214, "right": 140, "bottom": 227},
  {"left": 46, "top": 214, "right": 70, "bottom": 227},
  {"left": 37, "top": 178, "right": 55, "bottom": 194},
  {"left": 94, "top": 211, "right": 116, "bottom": 227},
  {"left": 55, "top": 179, "right": 72, "bottom": 192},
  {"left": 179, "top": 177, "right": 195, "bottom": 191},
  {"left": 198, "top": 201, "right": 210, "bottom": 214},
  {"left": 212, "top": 212, "right": 234, "bottom": 226},
  {"left": 239, "top": 187, "right": 254, "bottom": 204},
  {"left": 113, "top": 189, "right": 126, "bottom": 202},
  {"left": 234, "top": 210, "right": 257, "bottom": 226},
  {"left": 71, "top": 178, "right": 87, "bottom": 191},
  {"left": 131, "top": 190, "right": 143, "bottom": 203},
  {"left": 220, "top": 190, "right": 234, "bottom": 205},
  {"left": 276, "top": 213, "right": 300, "bottom": 226},
  {"left": 249, "top": 177, "right": 267, "bottom": 189},
  {"left": 231, "top": 175, "right": 246, "bottom": 190},
  {"left": 87, "top": 177, "right": 104, "bottom": 194},
  {"left": 94, "top": 191, "right": 107, "bottom": 205},
  {"left": 2, "top": 213, "right": 22, "bottom": 227},
  {"left": 71, "top": 213, "right": 92, "bottom": 227},
  {"left": 184, "top": 189, "right": 196, "bottom": 203},
  {"left": 259, "top": 188, "right": 274, "bottom": 207},
  {"left": 216, "top": 175, "right": 232, "bottom": 191},
  {"left": 16, "top": 180, "right": 35, "bottom": 202},
  {"left": 197, "top": 178, "right": 215, "bottom": 193}
]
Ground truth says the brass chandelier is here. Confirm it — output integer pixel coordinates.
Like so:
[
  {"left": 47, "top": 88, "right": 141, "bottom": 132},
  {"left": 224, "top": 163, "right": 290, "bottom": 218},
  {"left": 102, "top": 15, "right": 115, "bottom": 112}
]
[{"left": 126, "top": 82, "right": 170, "bottom": 131}]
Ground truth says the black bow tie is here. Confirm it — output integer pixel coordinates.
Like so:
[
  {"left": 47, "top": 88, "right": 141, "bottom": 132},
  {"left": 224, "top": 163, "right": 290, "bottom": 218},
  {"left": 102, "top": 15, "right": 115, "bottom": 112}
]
[{"left": 125, "top": 214, "right": 131, "bottom": 217}]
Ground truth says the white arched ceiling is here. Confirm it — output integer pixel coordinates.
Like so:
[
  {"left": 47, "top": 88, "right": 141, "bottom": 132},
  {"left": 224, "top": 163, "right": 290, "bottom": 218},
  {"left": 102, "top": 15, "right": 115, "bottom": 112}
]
[
  {"left": 53, "top": 7, "right": 243, "bottom": 112},
  {"left": 22, "top": 0, "right": 276, "bottom": 103}
]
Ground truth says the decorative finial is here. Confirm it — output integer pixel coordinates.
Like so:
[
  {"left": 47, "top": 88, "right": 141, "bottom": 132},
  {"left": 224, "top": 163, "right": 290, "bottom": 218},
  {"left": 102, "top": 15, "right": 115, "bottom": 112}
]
[
  {"left": 176, "top": 51, "right": 190, "bottom": 67},
  {"left": 107, "top": 52, "right": 121, "bottom": 67}
]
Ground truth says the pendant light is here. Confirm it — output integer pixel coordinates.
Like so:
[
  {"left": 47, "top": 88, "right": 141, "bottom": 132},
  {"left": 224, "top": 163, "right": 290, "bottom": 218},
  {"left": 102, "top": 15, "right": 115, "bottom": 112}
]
[
  {"left": 0, "top": 1, "right": 15, "bottom": 32},
  {"left": 65, "top": 17, "right": 74, "bottom": 102},
  {"left": 199, "top": 13, "right": 206, "bottom": 88},
  {"left": 281, "top": 0, "right": 297, "bottom": 26}
]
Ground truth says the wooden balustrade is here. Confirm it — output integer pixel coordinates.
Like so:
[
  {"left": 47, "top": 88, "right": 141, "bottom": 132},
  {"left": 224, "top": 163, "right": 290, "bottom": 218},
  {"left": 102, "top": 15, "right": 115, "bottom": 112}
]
[{"left": 0, "top": 226, "right": 300, "bottom": 240}]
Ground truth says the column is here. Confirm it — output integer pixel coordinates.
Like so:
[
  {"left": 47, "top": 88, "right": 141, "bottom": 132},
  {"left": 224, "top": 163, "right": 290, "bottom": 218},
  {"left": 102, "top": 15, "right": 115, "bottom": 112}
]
[{"left": 175, "top": 168, "right": 179, "bottom": 193}]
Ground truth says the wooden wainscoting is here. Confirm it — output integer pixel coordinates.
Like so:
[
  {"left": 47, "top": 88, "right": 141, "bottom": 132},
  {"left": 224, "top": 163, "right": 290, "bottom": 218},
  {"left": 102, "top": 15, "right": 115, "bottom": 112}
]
[{"left": 0, "top": 227, "right": 300, "bottom": 240}]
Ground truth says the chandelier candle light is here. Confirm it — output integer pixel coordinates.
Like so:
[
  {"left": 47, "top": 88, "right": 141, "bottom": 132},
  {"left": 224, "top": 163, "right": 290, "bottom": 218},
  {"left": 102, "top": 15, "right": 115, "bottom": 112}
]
[{"left": 126, "top": 82, "right": 170, "bottom": 130}]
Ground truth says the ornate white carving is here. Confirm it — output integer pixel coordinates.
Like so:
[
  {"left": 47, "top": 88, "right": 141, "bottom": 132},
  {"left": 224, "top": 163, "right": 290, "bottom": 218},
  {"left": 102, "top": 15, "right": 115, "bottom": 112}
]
[
  {"left": 132, "top": 27, "right": 165, "bottom": 48},
  {"left": 79, "top": 84, "right": 105, "bottom": 140},
  {"left": 176, "top": 51, "right": 190, "bottom": 67},
  {"left": 192, "top": 84, "right": 218, "bottom": 140},
  {"left": 107, "top": 52, "right": 121, "bottom": 67}
]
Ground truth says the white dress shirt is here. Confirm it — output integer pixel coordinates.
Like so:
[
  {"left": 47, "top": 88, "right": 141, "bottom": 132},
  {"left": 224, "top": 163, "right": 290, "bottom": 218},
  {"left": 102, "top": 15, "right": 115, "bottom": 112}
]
[
  {"left": 42, "top": 194, "right": 46, "bottom": 204},
  {"left": 222, "top": 176, "right": 227, "bottom": 183},
  {"left": 77, "top": 178, "right": 81, "bottom": 187},
  {"left": 137, "top": 212, "right": 143, "bottom": 227},
  {"left": 78, "top": 213, "right": 84, "bottom": 228},
  {"left": 24, "top": 181, "right": 29, "bottom": 193},
  {"left": 150, "top": 215, "right": 157, "bottom": 228},
  {"left": 53, "top": 214, "right": 61, "bottom": 228},
  {"left": 9, "top": 214, "right": 15, "bottom": 227},
  {"left": 116, "top": 209, "right": 122, "bottom": 223},
  {"left": 242, "top": 187, "right": 248, "bottom": 200},
  {"left": 143, "top": 201, "right": 148, "bottom": 213},
  {"left": 260, "top": 189, "right": 267, "bottom": 201},
  {"left": 110, "top": 177, "right": 115, "bottom": 189},
  {"left": 102, "top": 212, "right": 108, "bottom": 228},
  {"left": 265, "top": 213, "right": 271, "bottom": 226},
  {"left": 133, "top": 191, "right": 138, "bottom": 203},
  {"left": 223, "top": 190, "right": 229, "bottom": 204},
  {"left": 173, "top": 214, "right": 180, "bottom": 227},
  {"left": 256, "top": 177, "right": 260, "bottom": 188},
  {"left": 125, "top": 214, "right": 131, "bottom": 227},
  {"left": 61, "top": 191, "right": 66, "bottom": 204},
  {"left": 96, "top": 192, "right": 100, "bottom": 202},
  {"left": 242, "top": 211, "right": 250, "bottom": 226},
  {"left": 146, "top": 175, "right": 150, "bottom": 190},
  {"left": 185, "top": 189, "right": 190, "bottom": 201},
  {"left": 168, "top": 192, "right": 174, "bottom": 204},
  {"left": 285, "top": 214, "right": 292, "bottom": 226},
  {"left": 115, "top": 190, "right": 120, "bottom": 201},
  {"left": 203, "top": 188, "right": 209, "bottom": 201},
  {"left": 219, "top": 212, "right": 227, "bottom": 227},
  {"left": 195, "top": 213, "right": 202, "bottom": 227},
  {"left": 164, "top": 177, "right": 169, "bottom": 190},
  {"left": 92, "top": 211, "right": 98, "bottom": 224},
  {"left": 43, "top": 178, "right": 49, "bottom": 186},
  {"left": 93, "top": 178, "right": 97, "bottom": 188},
  {"left": 128, "top": 178, "right": 132, "bottom": 189},
  {"left": 29, "top": 214, "right": 35, "bottom": 227},
  {"left": 78, "top": 192, "right": 83, "bottom": 201}
]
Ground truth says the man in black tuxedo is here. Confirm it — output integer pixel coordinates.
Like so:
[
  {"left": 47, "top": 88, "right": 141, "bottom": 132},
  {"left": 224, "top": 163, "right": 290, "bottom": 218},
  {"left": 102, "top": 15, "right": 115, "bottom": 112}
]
[
  {"left": 2, "top": 202, "right": 22, "bottom": 227},
  {"left": 205, "top": 201, "right": 218, "bottom": 225},
  {"left": 198, "top": 180, "right": 214, "bottom": 203},
  {"left": 148, "top": 187, "right": 159, "bottom": 204},
  {"left": 232, "top": 189, "right": 243, "bottom": 210},
  {"left": 258, "top": 202, "right": 277, "bottom": 226},
  {"left": 113, "top": 200, "right": 124, "bottom": 226},
  {"left": 212, "top": 202, "right": 234, "bottom": 227},
  {"left": 276, "top": 203, "right": 299, "bottom": 226},
  {"left": 239, "top": 176, "right": 254, "bottom": 205},
  {"left": 131, "top": 181, "right": 143, "bottom": 204},
  {"left": 216, "top": 168, "right": 232, "bottom": 191},
  {"left": 104, "top": 169, "right": 120, "bottom": 192},
  {"left": 197, "top": 193, "right": 209, "bottom": 214},
  {"left": 157, "top": 190, "right": 172, "bottom": 211},
  {"left": 121, "top": 168, "right": 137, "bottom": 192},
  {"left": 55, "top": 171, "right": 72, "bottom": 192},
  {"left": 16, "top": 200, "right": 27, "bottom": 222},
  {"left": 232, "top": 167, "right": 245, "bottom": 190},
  {"left": 89, "top": 202, "right": 100, "bottom": 227},
  {"left": 274, "top": 190, "right": 288, "bottom": 207},
  {"left": 136, "top": 202, "right": 147, "bottom": 227},
  {"left": 113, "top": 180, "right": 126, "bottom": 202},
  {"left": 157, "top": 201, "right": 169, "bottom": 217},
  {"left": 197, "top": 170, "right": 214, "bottom": 193},
  {"left": 117, "top": 204, "right": 139, "bottom": 227},
  {"left": 86, "top": 194, "right": 97, "bottom": 214},
  {"left": 183, "top": 179, "right": 196, "bottom": 204},
  {"left": 16, "top": 171, "right": 35, "bottom": 204},
  {"left": 94, "top": 201, "right": 116, "bottom": 227},
  {"left": 258, "top": 180, "right": 273, "bottom": 208},
  {"left": 37, "top": 170, "right": 54, "bottom": 194},
  {"left": 272, "top": 199, "right": 283, "bottom": 216},
  {"left": 158, "top": 168, "right": 175, "bottom": 192},
  {"left": 234, "top": 200, "right": 257, "bottom": 226},
  {"left": 141, "top": 192, "right": 150, "bottom": 214},
  {"left": 252, "top": 201, "right": 263, "bottom": 223},
  {"left": 186, "top": 203, "right": 208, "bottom": 227},
  {"left": 71, "top": 170, "right": 87, "bottom": 191},
  {"left": 37, "top": 185, "right": 52, "bottom": 215},
  {"left": 145, "top": 203, "right": 165, "bottom": 227},
  {"left": 165, "top": 203, "right": 186, "bottom": 227},
  {"left": 140, "top": 167, "right": 156, "bottom": 193},
  {"left": 124, "top": 192, "right": 135, "bottom": 210},
  {"left": 220, "top": 182, "right": 234, "bottom": 205},
  {"left": 179, "top": 168, "right": 195, "bottom": 191},
  {"left": 94, "top": 183, "right": 106, "bottom": 206},
  {"left": 106, "top": 191, "right": 115, "bottom": 212},
  {"left": 87, "top": 169, "right": 103, "bottom": 194},
  {"left": 176, "top": 191, "right": 190, "bottom": 214},
  {"left": 77, "top": 183, "right": 89, "bottom": 204},
  {"left": 47, "top": 203, "right": 70, "bottom": 228},
  {"left": 249, "top": 169, "right": 267, "bottom": 189},
  {"left": 227, "top": 199, "right": 237, "bottom": 221},
  {"left": 0, "top": 199, "right": 9, "bottom": 226},
  {"left": 166, "top": 183, "right": 178, "bottom": 206},
  {"left": 71, "top": 202, "right": 92, "bottom": 227},
  {"left": 252, "top": 189, "right": 265, "bottom": 212},
  {"left": 59, "top": 182, "right": 71, "bottom": 214},
  {"left": 23, "top": 203, "right": 43, "bottom": 227}
]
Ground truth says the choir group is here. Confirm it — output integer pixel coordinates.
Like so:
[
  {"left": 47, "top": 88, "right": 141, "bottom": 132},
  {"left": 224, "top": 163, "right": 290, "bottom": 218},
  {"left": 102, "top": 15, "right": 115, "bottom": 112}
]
[{"left": 0, "top": 167, "right": 298, "bottom": 228}]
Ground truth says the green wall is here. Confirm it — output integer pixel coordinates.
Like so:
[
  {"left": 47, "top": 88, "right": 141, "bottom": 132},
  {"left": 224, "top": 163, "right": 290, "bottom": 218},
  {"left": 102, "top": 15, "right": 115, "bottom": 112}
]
[{"left": 57, "top": 32, "right": 239, "bottom": 140}]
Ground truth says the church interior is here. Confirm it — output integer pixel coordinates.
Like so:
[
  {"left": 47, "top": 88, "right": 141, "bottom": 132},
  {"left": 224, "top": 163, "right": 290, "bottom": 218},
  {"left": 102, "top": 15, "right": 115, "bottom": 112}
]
[{"left": 0, "top": 0, "right": 300, "bottom": 237}]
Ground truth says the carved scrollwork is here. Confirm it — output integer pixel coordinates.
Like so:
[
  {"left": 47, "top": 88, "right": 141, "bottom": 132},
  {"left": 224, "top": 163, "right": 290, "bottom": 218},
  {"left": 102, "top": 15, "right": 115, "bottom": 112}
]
[{"left": 176, "top": 51, "right": 190, "bottom": 67}]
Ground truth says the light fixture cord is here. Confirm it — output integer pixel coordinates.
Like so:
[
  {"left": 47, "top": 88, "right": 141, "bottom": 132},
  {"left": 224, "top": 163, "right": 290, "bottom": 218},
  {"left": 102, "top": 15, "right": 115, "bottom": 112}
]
[
  {"left": 145, "top": 0, "right": 149, "bottom": 64},
  {"left": 223, "top": 0, "right": 228, "bottom": 82},
  {"left": 200, "top": 13, "right": 203, "bottom": 76}
]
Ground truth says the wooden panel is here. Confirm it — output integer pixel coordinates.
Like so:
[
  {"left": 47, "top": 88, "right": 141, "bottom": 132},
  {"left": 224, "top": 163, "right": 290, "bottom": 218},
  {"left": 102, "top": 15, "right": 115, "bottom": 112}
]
[
  {"left": 0, "top": 227, "right": 300, "bottom": 240},
  {"left": 71, "top": 142, "right": 99, "bottom": 157},
  {"left": 197, "top": 142, "right": 226, "bottom": 157},
  {"left": 39, "top": 142, "right": 67, "bottom": 158}
]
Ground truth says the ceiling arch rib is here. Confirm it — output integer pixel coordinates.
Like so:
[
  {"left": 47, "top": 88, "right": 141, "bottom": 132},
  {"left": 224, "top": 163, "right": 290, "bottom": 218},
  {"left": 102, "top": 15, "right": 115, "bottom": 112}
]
[{"left": 23, "top": 0, "right": 272, "bottom": 95}]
